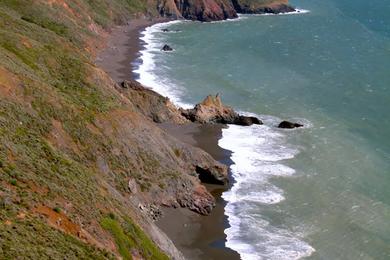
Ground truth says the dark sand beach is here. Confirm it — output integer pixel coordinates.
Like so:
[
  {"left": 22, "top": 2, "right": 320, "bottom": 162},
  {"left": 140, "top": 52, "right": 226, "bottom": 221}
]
[
  {"left": 96, "top": 20, "right": 239, "bottom": 260},
  {"left": 158, "top": 123, "right": 239, "bottom": 260}
]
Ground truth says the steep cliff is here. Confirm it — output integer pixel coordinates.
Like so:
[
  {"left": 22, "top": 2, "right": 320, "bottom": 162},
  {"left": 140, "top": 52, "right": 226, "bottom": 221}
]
[
  {"left": 156, "top": 0, "right": 295, "bottom": 21},
  {"left": 231, "top": 0, "right": 295, "bottom": 14}
]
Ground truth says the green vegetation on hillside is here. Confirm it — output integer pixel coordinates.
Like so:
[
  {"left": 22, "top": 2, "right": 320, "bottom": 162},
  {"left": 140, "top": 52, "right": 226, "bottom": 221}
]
[
  {"left": 0, "top": 0, "right": 167, "bottom": 258},
  {"left": 101, "top": 215, "right": 169, "bottom": 260}
]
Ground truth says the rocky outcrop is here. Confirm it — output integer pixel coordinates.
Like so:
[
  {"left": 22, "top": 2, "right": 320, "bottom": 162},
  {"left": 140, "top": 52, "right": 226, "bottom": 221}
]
[
  {"left": 112, "top": 80, "right": 229, "bottom": 217},
  {"left": 156, "top": 0, "right": 294, "bottom": 21},
  {"left": 176, "top": 0, "right": 238, "bottom": 22},
  {"left": 177, "top": 183, "right": 215, "bottom": 215},
  {"left": 117, "top": 81, "right": 262, "bottom": 127},
  {"left": 232, "top": 0, "right": 295, "bottom": 14},
  {"left": 196, "top": 165, "right": 226, "bottom": 184},
  {"left": 278, "top": 120, "right": 303, "bottom": 129},
  {"left": 117, "top": 80, "right": 188, "bottom": 124},
  {"left": 157, "top": 0, "right": 238, "bottom": 21},
  {"left": 181, "top": 94, "right": 263, "bottom": 126}
]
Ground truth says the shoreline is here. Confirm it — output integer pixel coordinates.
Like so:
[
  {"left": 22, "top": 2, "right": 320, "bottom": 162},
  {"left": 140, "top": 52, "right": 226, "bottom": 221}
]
[
  {"left": 157, "top": 123, "right": 239, "bottom": 260},
  {"left": 96, "top": 17, "right": 170, "bottom": 82},
  {"left": 96, "top": 18, "right": 240, "bottom": 259}
]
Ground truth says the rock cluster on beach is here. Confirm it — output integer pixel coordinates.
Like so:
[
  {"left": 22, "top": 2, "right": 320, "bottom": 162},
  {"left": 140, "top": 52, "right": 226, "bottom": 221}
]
[
  {"left": 119, "top": 80, "right": 263, "bottom": 126},
  {"left": 156, "top": 0, "right": 296, "bottom": 22},
  {"left": 181, "top": 94, "right": 263, "bottom": 126}
]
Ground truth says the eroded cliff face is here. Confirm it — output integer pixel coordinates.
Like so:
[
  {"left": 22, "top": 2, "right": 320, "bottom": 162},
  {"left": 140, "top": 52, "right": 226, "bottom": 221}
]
[
  {"left": 156, "top": 0, "right": 294, "bottom": 21},
  {"left": 231, "top": 0, "right": 295, "bottom": 14}
]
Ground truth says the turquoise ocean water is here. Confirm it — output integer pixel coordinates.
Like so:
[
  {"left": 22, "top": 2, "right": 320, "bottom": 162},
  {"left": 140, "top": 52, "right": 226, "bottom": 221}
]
[{"left": 134, "top": 0, "right": 390, "bottom": 258}]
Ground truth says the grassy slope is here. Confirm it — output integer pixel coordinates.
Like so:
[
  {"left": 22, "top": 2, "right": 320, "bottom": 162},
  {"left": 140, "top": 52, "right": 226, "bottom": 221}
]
[{"left": 0, "top": 0, "right": 169, "bottom": 259}]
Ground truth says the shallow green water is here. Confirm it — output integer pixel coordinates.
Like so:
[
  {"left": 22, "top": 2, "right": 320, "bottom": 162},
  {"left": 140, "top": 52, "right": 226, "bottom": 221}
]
[{"left": 136, "top": 0, "right": 390, "bottom": 258}]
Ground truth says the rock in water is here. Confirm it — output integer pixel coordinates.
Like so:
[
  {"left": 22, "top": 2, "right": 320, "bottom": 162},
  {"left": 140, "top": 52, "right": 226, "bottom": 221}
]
[
  {"left": 235, "top": 115, "right": 262, "bottom": 126},
  {"left": 182, "top": 94, "right": 263, "bottom": 126},
  {"left": 278, "top": 120, "right": 303, "bottom": 129},
  {"left": 161, "top": 44, "right": 173, "bottom": 51}
]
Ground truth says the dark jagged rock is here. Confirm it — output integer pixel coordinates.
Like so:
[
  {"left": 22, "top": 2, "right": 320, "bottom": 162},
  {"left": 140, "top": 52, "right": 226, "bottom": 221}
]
[
  {"left": 235, "top": 115, "right": 262, "bottom": 126},
  {"left": 196, "top": 165, "right": 227, "bottom": 185},
  {"left": 161, "top": 44, "right": 173, "bottom": 51},
  {"left": 177, "top": 184, "right": 216, "bottom": 215},
  {"left": 278, "top": 120, "right": 303, "bottom": 129},
  {"left": 162, "top": 28, "right": 170, "bottom": 32},
  {"left": 119, "top": 82, "right": 263, "bottom": 127},
  {"left": 182, "top": 94, "right": 263, "bottom": 126}
]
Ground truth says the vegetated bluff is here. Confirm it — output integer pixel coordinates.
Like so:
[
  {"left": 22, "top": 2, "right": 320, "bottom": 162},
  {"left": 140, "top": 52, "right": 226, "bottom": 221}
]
[{"left": 0, "top": 0, "right": 290, "bottom": 259}]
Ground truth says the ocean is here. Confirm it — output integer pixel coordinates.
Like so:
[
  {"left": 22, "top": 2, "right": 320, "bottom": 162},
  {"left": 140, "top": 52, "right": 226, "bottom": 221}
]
[{"left": 134, "top": 0, "right": 390, "bottom": 259}]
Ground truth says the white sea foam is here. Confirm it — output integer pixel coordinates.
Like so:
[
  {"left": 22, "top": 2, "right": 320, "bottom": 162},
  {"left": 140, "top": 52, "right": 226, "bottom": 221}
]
[
  {"left": 219, "top": 122, "right": 315, "bottom": 259},
  {"left": 133, "top": 20, "right": 193, "bottom": 108},
  {"left": 242, "top": 8, "right": 310, "bottom": 16},
  {"left": 134, "top": 19, "right": 314, "bottom": 260},
  {"left": 209, "top": 15, "right": 249, "bottom": 24}
]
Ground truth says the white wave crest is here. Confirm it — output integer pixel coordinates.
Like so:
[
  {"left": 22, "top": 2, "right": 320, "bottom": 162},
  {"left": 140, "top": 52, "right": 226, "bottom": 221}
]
[{"left": 219, "top": 123, "right": 315, "bottom": 259}]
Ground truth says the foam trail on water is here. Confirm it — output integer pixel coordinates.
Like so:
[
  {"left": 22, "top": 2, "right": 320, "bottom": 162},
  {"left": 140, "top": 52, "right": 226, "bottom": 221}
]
[
  {"left": 219, "top": 120, "right": 315, "bottom": 259},
  {"left": 244, "top": 8, "right": 310, "bottom": 16}
]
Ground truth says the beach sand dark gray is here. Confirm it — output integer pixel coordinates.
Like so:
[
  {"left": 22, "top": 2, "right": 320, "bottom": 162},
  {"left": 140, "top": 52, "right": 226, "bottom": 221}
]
[{"left": 158, "top": 123, "right": 239, "bottom": 260}]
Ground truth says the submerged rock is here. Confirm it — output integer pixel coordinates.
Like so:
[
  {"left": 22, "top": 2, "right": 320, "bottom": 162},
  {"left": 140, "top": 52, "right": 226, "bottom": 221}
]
[
  {"left": 161, "top": 44, "right": 173, "bottom": 51},
  {"left": 182, "top": 94, "right": 263, "bottom": 126},
  {"left": 278, "top": 120, "right": 303, "bottom": 129}
]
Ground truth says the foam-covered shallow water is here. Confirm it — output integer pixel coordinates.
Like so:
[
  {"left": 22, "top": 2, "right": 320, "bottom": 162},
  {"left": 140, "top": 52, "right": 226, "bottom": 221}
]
[
  {"left": 219, "top": 120, "right": 315, "bottom": 259},
  {"left": 134, "top": 0, "right": 390, "bottom": 258}
]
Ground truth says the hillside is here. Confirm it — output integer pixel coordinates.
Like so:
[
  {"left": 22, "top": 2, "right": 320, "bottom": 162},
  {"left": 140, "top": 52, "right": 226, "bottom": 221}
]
[{"left": 0, "top": 0, "right": 291, "bottom": 259}]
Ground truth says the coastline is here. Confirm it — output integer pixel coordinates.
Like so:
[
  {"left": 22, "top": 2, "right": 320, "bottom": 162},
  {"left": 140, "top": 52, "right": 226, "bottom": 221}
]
[
  {"left": 96, "top": 17, "right": 170, "bottom": 82},
  {"left": 96, "top": 18, "right": 240, "bottom": 259},
  {"left": 158, "top": 123, "right": 240, "bottom": 260}
]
